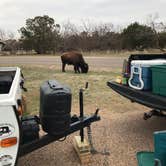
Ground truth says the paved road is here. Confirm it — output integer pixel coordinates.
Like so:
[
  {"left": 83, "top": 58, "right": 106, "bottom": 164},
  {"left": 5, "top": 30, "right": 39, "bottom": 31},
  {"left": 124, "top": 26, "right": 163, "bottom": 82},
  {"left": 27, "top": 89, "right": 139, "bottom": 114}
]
[{"left": 0, "top": 56, "right": 126, "bottom": 68}]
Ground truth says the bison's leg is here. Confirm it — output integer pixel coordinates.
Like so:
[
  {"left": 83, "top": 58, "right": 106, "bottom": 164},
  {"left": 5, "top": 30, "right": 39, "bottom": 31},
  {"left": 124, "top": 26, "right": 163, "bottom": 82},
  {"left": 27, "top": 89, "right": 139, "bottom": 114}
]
[
  {"left": 77, "top": 65, "right": 81, "bottom": 73},
  {"left": 74, "top": 65, "right": 80, "bottom": 73},
  {"left": 62, "top": 63, "right": 66, "bottom": 72},
  {"left": 74, "top": 65, "right": 77, "bottom": 73}
]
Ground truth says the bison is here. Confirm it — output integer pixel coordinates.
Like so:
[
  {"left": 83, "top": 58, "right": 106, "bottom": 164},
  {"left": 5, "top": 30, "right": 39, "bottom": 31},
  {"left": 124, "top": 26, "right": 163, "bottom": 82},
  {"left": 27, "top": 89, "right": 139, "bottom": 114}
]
[{"left": 61, "top": 51, "right": 89, "bottom": 73}]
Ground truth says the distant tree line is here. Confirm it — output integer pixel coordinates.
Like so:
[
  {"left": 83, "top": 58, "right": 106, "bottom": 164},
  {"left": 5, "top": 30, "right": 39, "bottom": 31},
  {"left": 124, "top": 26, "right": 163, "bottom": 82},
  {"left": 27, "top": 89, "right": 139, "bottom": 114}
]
[{"left": 1, "top": 15, "right": 166, "bottom": 54}]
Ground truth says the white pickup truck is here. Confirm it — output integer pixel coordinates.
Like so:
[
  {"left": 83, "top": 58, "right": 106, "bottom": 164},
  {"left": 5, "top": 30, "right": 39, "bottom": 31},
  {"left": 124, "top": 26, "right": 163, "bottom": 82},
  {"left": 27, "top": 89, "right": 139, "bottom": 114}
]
[{"left": 0, "top": 67, "right": 23, "bottom": 166}]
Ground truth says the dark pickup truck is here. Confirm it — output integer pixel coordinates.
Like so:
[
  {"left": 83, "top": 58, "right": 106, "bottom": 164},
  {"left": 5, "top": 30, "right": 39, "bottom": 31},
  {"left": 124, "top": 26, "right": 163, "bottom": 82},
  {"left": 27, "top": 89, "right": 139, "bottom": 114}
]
[{"left": 107, "top": 53, "right": 166, "bottom": 119}]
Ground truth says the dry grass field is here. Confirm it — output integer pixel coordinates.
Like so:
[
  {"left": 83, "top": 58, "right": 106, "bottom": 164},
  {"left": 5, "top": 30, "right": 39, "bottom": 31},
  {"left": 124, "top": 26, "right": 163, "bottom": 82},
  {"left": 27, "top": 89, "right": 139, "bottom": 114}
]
[
  {"left": 83, "top": 49, "right": 165, "bottom": 57},
  {"left": 20, "top": 64, "right": 146, "bottom": 116},
  {"left": 20, "top": 65, "right": 120, "bottom": 115},
  {"left": 0, "top": 48, "right": 165, "bottom": 57}
]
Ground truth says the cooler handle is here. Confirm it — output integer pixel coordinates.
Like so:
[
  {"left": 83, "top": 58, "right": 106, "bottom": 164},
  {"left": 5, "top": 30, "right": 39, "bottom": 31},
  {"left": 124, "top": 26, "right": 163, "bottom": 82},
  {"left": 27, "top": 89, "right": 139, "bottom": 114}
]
[
  {"left": 128, "top": 66, "right": 144, "bottom": 90},
  {"left": 47, "top": 80, "right": 63, "bottom": 90},
  {"left": 132, "top": 66, "right": 140, "bottom": 74}
]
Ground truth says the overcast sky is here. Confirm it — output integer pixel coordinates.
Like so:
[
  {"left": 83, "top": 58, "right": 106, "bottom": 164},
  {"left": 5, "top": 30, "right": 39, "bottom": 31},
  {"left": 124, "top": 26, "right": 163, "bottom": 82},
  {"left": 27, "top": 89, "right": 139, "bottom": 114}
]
[{"left": 0, "top": 0, "right": 166, "bottom": 37}]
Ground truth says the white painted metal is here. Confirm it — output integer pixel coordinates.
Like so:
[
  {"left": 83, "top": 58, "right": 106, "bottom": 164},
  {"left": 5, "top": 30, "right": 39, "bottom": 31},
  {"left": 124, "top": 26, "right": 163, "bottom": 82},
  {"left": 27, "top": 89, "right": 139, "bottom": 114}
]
[
  {"left": 131, "top": 59, "right": 166, "bottom": 67},
  {"left": 0, "top": 67, "right": 22, "bottom": 166},
  {"left": 0, "top": 106, "right": 20, "bottom": 166},
  {"left": 0, "top": 67, "right": 22, "bottom": 107}
]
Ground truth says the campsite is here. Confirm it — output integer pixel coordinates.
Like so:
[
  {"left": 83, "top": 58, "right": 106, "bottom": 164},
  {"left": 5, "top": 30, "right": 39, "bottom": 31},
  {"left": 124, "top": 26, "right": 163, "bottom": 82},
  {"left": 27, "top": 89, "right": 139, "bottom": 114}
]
[{"left": 1, "top": 1, "right": 166, "bottom": 165}]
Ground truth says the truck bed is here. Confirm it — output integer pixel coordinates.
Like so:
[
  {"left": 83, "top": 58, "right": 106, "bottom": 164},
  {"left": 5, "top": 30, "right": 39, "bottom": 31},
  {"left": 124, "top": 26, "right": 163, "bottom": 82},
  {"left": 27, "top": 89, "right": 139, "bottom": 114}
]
[{"left": 107, "top": 81, "right": 166, "bottom": 111}]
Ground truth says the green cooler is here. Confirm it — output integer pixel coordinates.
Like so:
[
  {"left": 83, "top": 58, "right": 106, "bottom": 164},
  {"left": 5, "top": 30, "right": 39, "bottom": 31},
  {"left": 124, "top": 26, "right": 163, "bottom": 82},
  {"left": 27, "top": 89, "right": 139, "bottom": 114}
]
[
  {"left": 137, "top": 130, "right": 166, "bottom": 166},
  {"left": 151, "top": 65, "right": 166, "bottom": 97}
]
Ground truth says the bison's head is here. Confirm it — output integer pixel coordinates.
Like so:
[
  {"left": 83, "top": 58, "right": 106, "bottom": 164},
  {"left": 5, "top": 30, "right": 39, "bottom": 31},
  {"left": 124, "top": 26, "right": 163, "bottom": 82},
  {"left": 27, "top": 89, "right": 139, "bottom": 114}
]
[{"left": 80, "top": 63, "right": 89, "bottom": 73}]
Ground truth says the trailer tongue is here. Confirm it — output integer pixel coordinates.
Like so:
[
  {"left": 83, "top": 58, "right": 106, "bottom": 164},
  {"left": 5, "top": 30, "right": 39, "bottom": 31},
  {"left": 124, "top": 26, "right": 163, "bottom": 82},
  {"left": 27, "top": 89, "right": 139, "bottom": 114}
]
[
  {"left": 0, "top": 67, "right": 100, "bottom": 166},
  {"left": 19, "top": 113, "right": 100, "bottom": 157}
]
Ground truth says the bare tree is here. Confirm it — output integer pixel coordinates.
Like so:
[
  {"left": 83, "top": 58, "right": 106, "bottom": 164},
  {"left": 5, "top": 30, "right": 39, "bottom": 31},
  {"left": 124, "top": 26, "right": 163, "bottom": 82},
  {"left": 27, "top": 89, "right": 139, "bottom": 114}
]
[
  {"left": 61, "top": 21, "right": 80, "bottom": 51},
  {"left": 80, "top": 19, "right": 113, "bottom": 36},
  {"left": 81, "top": 19, "right": 94, "bottom": 35},
  {"left": 0, "top": 28, "right": 6, "bottom": 40},
  {"left": 7, "top": 31, "right": 15, "bottom": 40},
  {"left": 61, "top": 20, "right": 79, "bottom": 37},
  {"left": 146, "top": 13, "right": 163, "bottom": 48}
]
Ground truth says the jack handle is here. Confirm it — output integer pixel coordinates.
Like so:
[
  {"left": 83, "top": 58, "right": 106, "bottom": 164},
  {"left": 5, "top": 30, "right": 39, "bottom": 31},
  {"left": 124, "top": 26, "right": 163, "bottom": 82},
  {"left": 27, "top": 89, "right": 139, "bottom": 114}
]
[
  {"left": 95, "top": 108, "right": 100, "bottom": 116},
  {"left": 79, "top": 82, "right": 88, "bottom": 142}
]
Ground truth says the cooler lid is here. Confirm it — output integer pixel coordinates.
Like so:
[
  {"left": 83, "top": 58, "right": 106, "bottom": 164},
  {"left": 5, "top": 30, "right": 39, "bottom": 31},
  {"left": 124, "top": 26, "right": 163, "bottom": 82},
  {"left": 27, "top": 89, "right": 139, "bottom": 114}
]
[
  {"left": 131, "top": 59, "right": 166, "bottom": 67},
  {"left": 151, "top": 65, "right": 166, "bottom": 70}
]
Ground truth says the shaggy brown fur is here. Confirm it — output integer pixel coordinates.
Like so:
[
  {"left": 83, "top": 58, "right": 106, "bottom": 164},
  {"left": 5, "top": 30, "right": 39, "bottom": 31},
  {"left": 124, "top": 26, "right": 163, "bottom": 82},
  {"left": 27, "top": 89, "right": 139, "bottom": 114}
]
[{"left": 61, "top": 51, "right": 89, "bottom": 73}]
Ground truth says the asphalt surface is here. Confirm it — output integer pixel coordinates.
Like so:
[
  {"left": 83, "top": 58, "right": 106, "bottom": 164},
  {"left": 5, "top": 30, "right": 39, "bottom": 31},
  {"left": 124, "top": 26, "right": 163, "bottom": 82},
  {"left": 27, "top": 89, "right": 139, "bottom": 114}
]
[{"left": 0, "top": 56, "right": 126, "bottom": 69}]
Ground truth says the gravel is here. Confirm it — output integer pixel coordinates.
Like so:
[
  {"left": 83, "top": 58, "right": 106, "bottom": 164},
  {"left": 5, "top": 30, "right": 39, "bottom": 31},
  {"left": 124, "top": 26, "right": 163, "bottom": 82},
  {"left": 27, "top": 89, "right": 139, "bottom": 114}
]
[{"left": 18, "top": 109, "right": 166, "bottom": 166}]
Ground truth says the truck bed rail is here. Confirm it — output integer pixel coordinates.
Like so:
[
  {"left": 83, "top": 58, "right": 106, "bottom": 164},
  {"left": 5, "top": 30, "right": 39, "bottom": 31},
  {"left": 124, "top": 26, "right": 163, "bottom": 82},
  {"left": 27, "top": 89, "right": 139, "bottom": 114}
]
[{"left": 107, "top": 81, "right": 166, "bottom": 111}]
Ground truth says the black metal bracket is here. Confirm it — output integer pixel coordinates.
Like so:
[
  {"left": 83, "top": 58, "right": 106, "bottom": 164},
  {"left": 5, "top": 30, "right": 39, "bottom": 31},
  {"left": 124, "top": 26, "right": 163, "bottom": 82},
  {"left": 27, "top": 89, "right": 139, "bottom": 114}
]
[
  {"left": 143, "top": 109, "right": 166, "bottom": 120},
  {"left": 19, "top": 113, "right": 100, "bottom": 157},
  {"left": 107, "top": 81, "right": 166, "bottom": 111},
  {"left": 79, "top": 82, "right": 89, "bottom": 142},
  {"left": 79, "top": 88, "right": 84, "bottom": 142}
]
